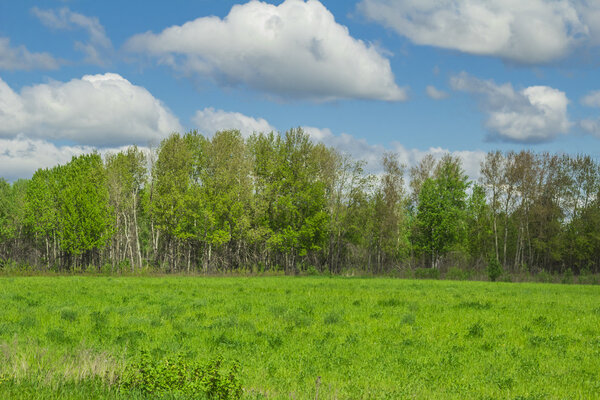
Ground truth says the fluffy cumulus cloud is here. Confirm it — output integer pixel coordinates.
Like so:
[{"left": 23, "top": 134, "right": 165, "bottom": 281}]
[
  {"left": 124, "top": 0, "right": 406, "bottom": 101},
  {"left": 192, "top": 108, "right": 276, "bottom": 137},
  {"left": 302, "top": 126, "right": 486, "bottom": 180},
  {"left": 358, "top": 0, "right": 598, "bottom": 64},
  {"left": 0, "top": 37, "right": 59, "bottom": 70},
  {"left": 31, "top": 7, "right": 112, "bottom": 65},
  {"left": 450, "top": 73, "right": 570, "bottom": 143},
  {"left": 0, "top": 73, "right": 182, "bottom": 147},
  {"left": 425, "top": 85, "right": 449, "bottom": 100}
]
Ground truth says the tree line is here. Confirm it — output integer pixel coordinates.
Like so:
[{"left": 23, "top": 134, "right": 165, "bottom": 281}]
[{"left": 1, "top": 128, "right": 599, "bottom": 275}]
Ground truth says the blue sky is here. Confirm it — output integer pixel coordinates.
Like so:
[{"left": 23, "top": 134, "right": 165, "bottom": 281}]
[{"left": 1, "top": 0, "right": 600, "bottom": 180}]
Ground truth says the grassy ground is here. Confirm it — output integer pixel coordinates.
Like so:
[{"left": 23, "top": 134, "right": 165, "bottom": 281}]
[{"left": 0, "top": 276, "right": 599, "bottom": 399}]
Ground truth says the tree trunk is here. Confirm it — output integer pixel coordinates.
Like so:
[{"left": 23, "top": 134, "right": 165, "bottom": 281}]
[{"left": 133, "top": 189, "right": 142, "bottom": 270}]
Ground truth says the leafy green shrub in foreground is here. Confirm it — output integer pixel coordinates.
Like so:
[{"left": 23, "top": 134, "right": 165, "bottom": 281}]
[{"left": 120, "top": 350, "right": 242, "bottom": 399}]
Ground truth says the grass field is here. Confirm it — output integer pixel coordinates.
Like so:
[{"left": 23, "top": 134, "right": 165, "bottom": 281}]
[{"left": 0, "top": 276, "right": 599, "bottom": 399}]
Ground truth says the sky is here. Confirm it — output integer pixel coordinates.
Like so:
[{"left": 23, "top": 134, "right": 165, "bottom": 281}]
[{"left": 1, "top": 0, "right": 600, "bottom": 181}]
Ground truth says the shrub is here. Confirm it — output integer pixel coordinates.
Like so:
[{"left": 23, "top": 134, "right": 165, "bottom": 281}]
[
  {"left": 578, "top": 273, "right": 599, "bottom": 285},
  {"left": 561, "top": 268, "right": 573, "bottom": 284},
  {"left": 445, "top": 267, "right": 471, "bottom": 281},
  {"left": 121, "top": 350, "right": 243, "bottom": 399},
  {"left": 306, "top": 265, "right": 319, "bottom": 276},
  {"left": 536, "top": 270, "right": 553, "bottom": 283},
  {"left": 414, "top": 267, "right": 440, "bottom": 280},
  {"left": 487, "top": 257, "right": 502, "bottom": 282}
]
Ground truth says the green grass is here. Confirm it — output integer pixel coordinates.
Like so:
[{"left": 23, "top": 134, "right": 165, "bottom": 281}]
[{"left": 0, "top": 276, "right": 599, "bottom": 399}]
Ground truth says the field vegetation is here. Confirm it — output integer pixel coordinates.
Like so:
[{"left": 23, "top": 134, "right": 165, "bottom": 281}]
[{"left": 1, "top": 276, "right": 599, "bottom": 399}]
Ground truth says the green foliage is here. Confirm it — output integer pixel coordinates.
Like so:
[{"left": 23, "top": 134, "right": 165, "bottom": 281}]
[
  {"left": 251, "top": 129, "right": 330, "bottom": 272},
  {"left": 414, "top": 267, "right": 440, "bottom": 280},
  {"left": 561, "top": 268, "right": 574, "bottom": 284},
  {"left": 536, "top": 270, "right": 553, "bottom": 283},
  {"left": 57, "top": 153, "right": 113, "bottom": 259},
  {"left": 487, "top": 257, "right": 503, "bottom": 282},
  {"left": 306, "top": 265, "right": 319, "bottom": 276},
  {"left": 413, "top": 155, "right": 470, "bottom": 268},
  {"left": 445, "top": 266, "right": 472, "bottom": 281},
  {"left": 121, "top": 351, "right": 242, "bottom": 399}
]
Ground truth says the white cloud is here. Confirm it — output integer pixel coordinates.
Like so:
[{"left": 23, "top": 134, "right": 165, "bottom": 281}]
[
  {"left": 358, "top": 0, "right": 595, "bottom": 64},
  {"left": 303, "top": 126, "right": 386, "bottom": 171},
  {"left": 581, "top": 90, "right": 600, "bottom": 108},
  {"left": 192, "top": 108, "right": 276, "bottom": 138},
  {"left": 426, "top": 85, "right": 449, "bottom": 100},
  {"left": 580, "top": 119, "right": 600, "bottom": 137},
  {"left": 0, "top": 136, "right": 93, "bottom": 181},
  {"left": 579, "top": 91, "right": 600, "bottom": 137},
  {"left": 303, "top": 126, "right": 485, "bottom": 180},
  {"left": 124, "top": 0, "right": 406, "bottom": 101},
  {"left": 31, "top": 7, "right": 112, "bottom": 65},
  {"left": 0, "top": 37, "right": 59, "bottom": 70},
  {"left": 450, "top": 72, "right": 570, "bottom": 143},
  {"left": 0, "top": 136, "right": 153, "bottom": 181},
  {"left": 0, "top": 73, "right": 182, "bottom": 147}
]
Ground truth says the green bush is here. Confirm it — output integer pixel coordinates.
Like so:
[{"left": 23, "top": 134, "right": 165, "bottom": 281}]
[
  {"left": 487, "top": 257, "right": 502, "bottom": 282},
  {"left": 120, "top": 350, "right": 243, "bottom": 399},
  {"left": 561, "top": 268, "right": 573, "bottom": 284},
  {"left": 414, "top": 267, "right": 440, "bottom": 280},
  {"left": 306, "top": 265, "right": 319, "bottom": 276},
  {"left": 578, "top": 273, "right": 599, "bottom": 285},
  {"left": 445, "top": 267, "right": 471, "bottom": 281},
  {"left": 536, "top": 270, "right": 553, "bottom": 283}
]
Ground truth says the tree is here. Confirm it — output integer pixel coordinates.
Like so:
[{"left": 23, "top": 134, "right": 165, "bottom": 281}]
[
  {"left": 266, "top": 128, "right": 329, "bottom": 273},
  {"left": 0, "top": 179, "right": 17, "bottom": 262},
  {"left": 466, "top": 183, "right": 492, "bottom": 266},
  {"left": 413, "top": 155, "right": 469, "bottom": 268},
  {"left": 370, "top": 153, "right": 407, "bottom": 272},
  {"left": 56, "top": 153, "right": 113, "bottom": 269},
  {"left": 480, "top": 151, "right": 504, "bottom": 261},
  {"left": 151, "top": 133, "right": 194, "bottom": 271},
  {"left": 409, "top": 154, "right": 435, "bottom": 210},
  {"left": 325, "top": 153, "right": 373, "bottom": 274},
  {"left": 25, "top": 168, "right": 59, "bottom": 269},
  {"left": 202, "top": 130, "right": 253, "bottom": 271},
  {"left": 106, "top": 146, "right": 147, "bottom": 271}
]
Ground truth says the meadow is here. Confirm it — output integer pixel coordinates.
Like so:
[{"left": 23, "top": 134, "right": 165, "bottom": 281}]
[{"left": 0, "top": 276, "right": 599, "bottom": 399}]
